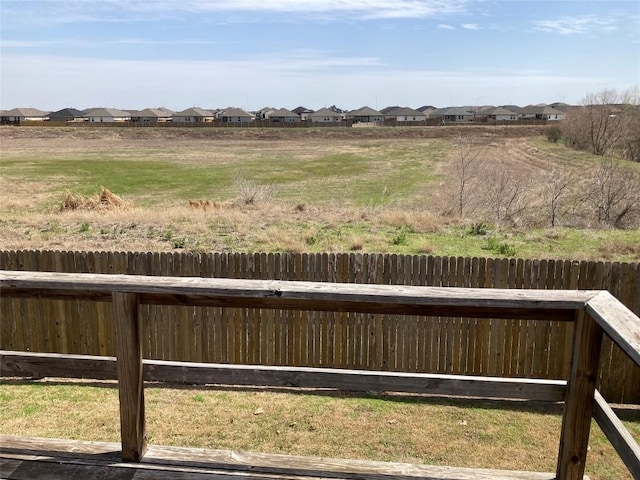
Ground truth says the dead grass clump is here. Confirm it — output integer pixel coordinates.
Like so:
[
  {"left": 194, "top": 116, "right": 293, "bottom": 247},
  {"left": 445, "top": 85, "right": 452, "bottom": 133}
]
[
  {"left": 188, "top": 199, "right": 231, "bottom": 211},
  {"left": 597, "top": 240, "right": 640, "bottom": 259},
  {"left": 59, "top": 188, "right": 130, "bottom": 212},
  {"left": 378, "top": 210, "right": 442, "bottom": 233}
]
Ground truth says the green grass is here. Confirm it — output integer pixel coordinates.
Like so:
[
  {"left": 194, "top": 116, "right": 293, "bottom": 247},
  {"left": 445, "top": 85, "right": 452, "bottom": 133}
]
[
  {"left": 0, "top": 380, "right": 637, "bottom": 480},
  {"left": 0, "top": 139, "right": 447, "bottom": 208},
  {"left": 1, "top": 131, "right": 639, "bottom": 261}
]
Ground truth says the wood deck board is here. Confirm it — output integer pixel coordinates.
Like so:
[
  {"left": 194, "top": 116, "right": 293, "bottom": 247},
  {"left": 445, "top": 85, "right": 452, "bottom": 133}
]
[{"left": 0, "top": 436, "right": 575, "bottom": 480}]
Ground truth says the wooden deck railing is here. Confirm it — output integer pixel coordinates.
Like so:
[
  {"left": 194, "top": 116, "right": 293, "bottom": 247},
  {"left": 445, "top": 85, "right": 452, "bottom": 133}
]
[{"left": 1, "top": 270, "right": 639, "bottom": 480}]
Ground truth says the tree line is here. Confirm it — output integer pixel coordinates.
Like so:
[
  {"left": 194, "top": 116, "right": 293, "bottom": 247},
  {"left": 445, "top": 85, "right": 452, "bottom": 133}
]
[{"left": 445, "top": 87, "right": 640, "bottom": 229}]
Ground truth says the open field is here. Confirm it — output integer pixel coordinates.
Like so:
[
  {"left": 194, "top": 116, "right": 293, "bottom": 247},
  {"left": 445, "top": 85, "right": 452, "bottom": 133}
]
[
  {"left": 1, "top": 127, "right": 639, "bottom": 480},
  {"left": 0, "top": 378, "right": 638, "bottom": 480},
  {"left": 1, "top": 125, "right": 639, "bottom": 260}
]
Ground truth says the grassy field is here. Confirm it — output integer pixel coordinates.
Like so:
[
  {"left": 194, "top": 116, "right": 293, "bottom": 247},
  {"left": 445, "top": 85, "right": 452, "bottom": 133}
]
[
  {"left": 0, "top": 378, "right": 638, "bottom": 480},
  {"left": 1, "top": 126, "right": 639, "bottom": 478},
  {"left": 1, "top": 126, "right": 639, "bottom": 260}
]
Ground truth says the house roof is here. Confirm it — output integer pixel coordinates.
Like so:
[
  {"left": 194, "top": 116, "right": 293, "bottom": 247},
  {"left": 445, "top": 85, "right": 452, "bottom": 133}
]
[
  {"left": 380, "top": 105, "right": 401, "bottom": 114},
  {"left": 549, "top": 102, "right": 573, "bottom": 112},
  {"left": 174, "top": 107, "right": 214, "bottom": 117},
  {"left": 48, "top": 108, "right": 87, "bottom": 118},
  {"left": 520, "top": 105, "right": 564, "bottom": 115},
  {"left": 501, "top": 105, "right": 524, "bottom": 113},
  {"left": 308, "top": 107, "right": 343, "bottom": 117},
  {"left": 1, "top": 107, "right": 48, "bottom": 117},
  {"left": 267, "top": 108, "right": 299, "bottom": 117},
  {"left": 481, "top": 106, "right": 519, "bottom": 116},
  {"left": 327, "top": 105, "right": 347, "bottom": 114},
  {"left": 292, "top": 106, "right": 314, "bottom": 114},
  {"left": 219, "top": 107, "right": 251, "bottom": 117},
  {"left": 83, "top": 108, "right": 131, "bottom": 117},
  {"left": 384, "top": 107, "right": 425, "bottom": 116},
  {"left": 417, "top": 105, "right": 437, "bottom": 112},
  {"left": 348, "top": 106, "right": 384, "bottom": 116},
  {"left": 256, "top": 106, "right": 274, "bottom": 113},
  {"left": 431, "top": 107, "right": 474, "bottom": 117},
  {"left": 133, "top": 108, "right": 173, "bottom": 118}
]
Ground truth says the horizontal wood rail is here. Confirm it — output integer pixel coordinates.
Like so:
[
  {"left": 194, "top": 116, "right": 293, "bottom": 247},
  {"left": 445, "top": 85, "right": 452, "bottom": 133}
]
[
  {"left": 1, "top": 269, "right": 639, "bottom": 480},
  {"left": 0, "top": 351, "right": 568, "bottom": 402}
]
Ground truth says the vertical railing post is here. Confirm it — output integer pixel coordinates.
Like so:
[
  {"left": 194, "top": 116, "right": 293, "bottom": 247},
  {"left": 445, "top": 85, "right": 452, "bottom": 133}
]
[
  {"left": 113, "top": 291, "right": 147, "bottom": 462},
  {"left": 556, "top": 310, "right": 603, "bottom": 479}
]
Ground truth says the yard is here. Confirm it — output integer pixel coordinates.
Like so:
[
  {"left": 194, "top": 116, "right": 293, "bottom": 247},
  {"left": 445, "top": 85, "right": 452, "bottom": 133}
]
[
  {"left": 1, "top": 126, "right": 639, "bottom": 260},
  {"left": 0, "top": 125, "right": 639, "bottom": 479}
]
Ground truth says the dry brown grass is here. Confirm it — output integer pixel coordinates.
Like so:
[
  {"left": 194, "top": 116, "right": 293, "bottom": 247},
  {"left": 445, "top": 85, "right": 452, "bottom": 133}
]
[
  {"left": 59, "top": 187, "right": 131, "bottom": 212},
  {"left": 0, "top": 378, "right": 636, "bottom": 480}
]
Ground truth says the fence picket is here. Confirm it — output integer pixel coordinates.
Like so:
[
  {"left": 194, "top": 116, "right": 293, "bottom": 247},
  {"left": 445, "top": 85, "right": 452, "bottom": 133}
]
[{"left": 1, "top": 249, "right": 638, "bottom": 403}]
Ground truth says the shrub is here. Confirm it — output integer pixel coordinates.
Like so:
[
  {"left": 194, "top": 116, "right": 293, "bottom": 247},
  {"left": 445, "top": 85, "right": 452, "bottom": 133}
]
[
  {"left": 484, "top": 236, "right": 516, "bottom": 257},
  {"left": 546, "top": 125, "right": 562, "bottom": 143}
]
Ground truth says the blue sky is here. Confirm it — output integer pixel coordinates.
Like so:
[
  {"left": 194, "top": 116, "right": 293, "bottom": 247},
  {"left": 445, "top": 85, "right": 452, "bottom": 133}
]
[{"left": 1, "top": 0, "right": 639, "bottom": 111}]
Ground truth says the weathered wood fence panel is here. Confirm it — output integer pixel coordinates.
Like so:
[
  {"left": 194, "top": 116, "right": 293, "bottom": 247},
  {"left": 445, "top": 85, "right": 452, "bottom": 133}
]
[{"left": 1, "top": 250, "right": 638, "bottom": 403}]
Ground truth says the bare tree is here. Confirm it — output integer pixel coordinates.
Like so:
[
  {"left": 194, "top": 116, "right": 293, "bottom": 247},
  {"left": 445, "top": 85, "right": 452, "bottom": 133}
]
[
  {"left": 585, "top": 157, "right": 640, "bottom": 228},
  {"left": 563, "top": 87, "right": 640, "bottom": 161},
  {"left": 483, "top": 161, "right": 529, "bottom": 225},
  {"left": 544, "top": 167, "right": 573, "bottom": 227},
  {"left": 448, "top": 134, "right": 486, "bottom": 217}
]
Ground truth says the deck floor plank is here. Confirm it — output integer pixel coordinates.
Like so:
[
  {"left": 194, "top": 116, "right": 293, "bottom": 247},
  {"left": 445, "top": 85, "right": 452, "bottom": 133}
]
[{"left": 1, "top": 435, "right": 583, "bottom": 480}]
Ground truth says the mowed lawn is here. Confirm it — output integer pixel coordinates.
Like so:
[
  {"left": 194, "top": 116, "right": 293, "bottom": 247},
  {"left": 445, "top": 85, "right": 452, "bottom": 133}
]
[{"left": 0, "top": 379, "right": 638, "bottom": 480}]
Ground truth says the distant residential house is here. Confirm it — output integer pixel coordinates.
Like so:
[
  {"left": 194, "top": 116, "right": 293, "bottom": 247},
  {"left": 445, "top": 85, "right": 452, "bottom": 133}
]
[
  {"left": 384, "top": 107, "right": 426, "bottom": 122},
  {"left": 380, "top": 106, "right": 401, "bottom": 114},
  {"left": 129, "top": 108, "right": 173, "bottom": 123},
  {"left": 292, "top": 106, "right": 314, "bottom": 120},
  {"left": 265, "top": 108, "right": 300, "bottom": 123},
  {"left": 307, "top": 108, "right": 344, "bottom": 123},
  {"left": 431, "top": 107, "right": 475, "bottom": 123},
  {"left": 477, "top": 106, "right": 519, "bottom": 121},
  {"left": 83, "top": 108, "right": 131, "bottom": 123},
  {"left": 0, "top": 107, "right": 49, "bottom": 123},
  {"left": 172, "top": 107, "right": 215, "bottom": 123},
  {"left": 417, "top": 105, "right": 438, "bottom": 117},
  {"left": 520, "top": 105, "right": 566, "bottom": 121},
  {"left": 549, "top": 102, "right": 573, "bottom": 113},
  {"left": 255, "top": 107, "right": 275, "bottom": 120},
  {"left": 346, "top": 106, "right": 385, "bottom": 123},
  {"left": 47, "top": 108, "right": 87, "bottom": 122},
  {"left": 327, "top": 105, "right": 348, "bottom": 114},
  {"left": 217, "top": 107, "right": 252, "bottom": 123}
]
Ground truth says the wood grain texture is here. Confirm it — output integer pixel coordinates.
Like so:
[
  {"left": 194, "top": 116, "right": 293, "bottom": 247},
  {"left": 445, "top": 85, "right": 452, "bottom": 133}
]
[
  {"left": 587, "top": 290, "right": 640, "bottom": 368},
  {"left": 556, "top": 311, "right": 603, "bottom": 480},
  {"left": 0, "top": 435, "right": 579, "bottom": 480},
  {"left": 0, "top": 269, "right": 596, "bottom": 309},
  {"left": 0, "top": 351, "right": 567, "bottom": 402},
  {"left": 3, "top": 253, "right": 639, "bottom": 404},
  {"left": 113, "top": 292, "right": 147, "bottom": 462},
  {"left": 592, "top": 390, "right": 640, "bottom": 479}
]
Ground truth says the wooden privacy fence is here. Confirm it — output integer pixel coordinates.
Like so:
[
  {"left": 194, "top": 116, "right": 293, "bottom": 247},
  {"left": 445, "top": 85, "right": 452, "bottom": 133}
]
[
  {"left": 2, "top": 270, "right": 640, "bottom": 479},
  {"left": 1, "top": 249, "right": 639, "bottom": 403}
]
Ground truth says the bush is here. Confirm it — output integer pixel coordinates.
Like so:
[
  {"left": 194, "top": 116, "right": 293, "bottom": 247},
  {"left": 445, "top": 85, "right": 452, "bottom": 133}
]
[
  {"left": 546, "top": 125, "right": 561, "bottom": 143},
  {"left": 484, "top": 236, "right": 516, "bottom": 257}
]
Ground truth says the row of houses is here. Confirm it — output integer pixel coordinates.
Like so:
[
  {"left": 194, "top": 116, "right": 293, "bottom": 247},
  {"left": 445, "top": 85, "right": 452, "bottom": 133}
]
[{"left": 0, "top": 103, "right": 569, "bottom": 125}]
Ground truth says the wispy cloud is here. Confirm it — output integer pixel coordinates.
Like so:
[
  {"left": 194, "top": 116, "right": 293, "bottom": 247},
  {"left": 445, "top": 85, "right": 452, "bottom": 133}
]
[
  {"left": 0, "top": 38, "right": 227, "bottom": 49},
  {"left": 1, "top": 52, "right": 614, "bottom": 111},
  {"left": 437, "top": 24, "right": 455, "bottom": 30},
  {"left": 532, "top": 15, "right": 621, "bottom": 35},
  {"left": 461, "top": 23, "right": 480, "bottom": 30},
  {"left": 2, "top": 0, "right": 473, "bottom": 25}
]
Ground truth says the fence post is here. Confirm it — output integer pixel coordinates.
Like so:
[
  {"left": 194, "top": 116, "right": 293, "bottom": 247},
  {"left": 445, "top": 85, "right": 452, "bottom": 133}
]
[
  {"left": 113, "top": 291, "right": 147, "bottom": 462},
  {"left": 556, "top": 310, "right": 603, "bottom": 479}
]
